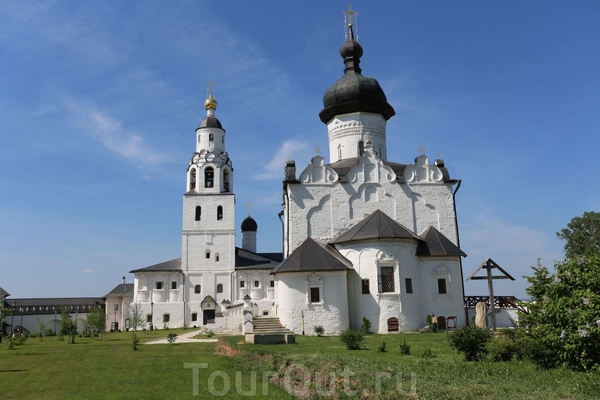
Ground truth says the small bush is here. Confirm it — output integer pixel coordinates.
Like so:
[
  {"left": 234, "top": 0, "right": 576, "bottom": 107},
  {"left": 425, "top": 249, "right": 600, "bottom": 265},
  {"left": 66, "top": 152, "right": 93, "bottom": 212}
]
[
  {"left": 44, "top": 329, "right": 55, "bottom": 337},
  {"left": 167, "top": 333, "right": 178, "bottom": 344},
  {"left": 206, "top": 330, "right": 214, "bottom": 338},
  {"left": 361, "top": 317, "right": 372, "bottom": 334},
  {"left": 486, "top": 337, "right": 518, "bottom": 362},
  {"left": 399, "top": 339, "right": 411, "bottom": 355},
  {"left": 340, "top": 329, "right": 365, "bottom": 350},
  {"left": 378, "top": 341, "right": 387, "bottom": 353},
  {"left": 520, "top": 336, "right": 558, "bottom": 369},
  {"left": 132, "top": 338, "right": 139, "bottom": 351},
  {"left": 314, "top": 326, "right": 324, "bottom": 337},
  {"left": 421, "top": 347, "right": 436, "bottom": 358},
  {"left": 447, "top": 325, "right": 492, "bottom": 361}
]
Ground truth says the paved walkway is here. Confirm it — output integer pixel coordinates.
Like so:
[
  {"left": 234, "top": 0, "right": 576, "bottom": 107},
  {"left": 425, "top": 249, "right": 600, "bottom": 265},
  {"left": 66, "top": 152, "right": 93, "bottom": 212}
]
[{"left": 144, "top": 329, "right": 219, "bottom": 344}]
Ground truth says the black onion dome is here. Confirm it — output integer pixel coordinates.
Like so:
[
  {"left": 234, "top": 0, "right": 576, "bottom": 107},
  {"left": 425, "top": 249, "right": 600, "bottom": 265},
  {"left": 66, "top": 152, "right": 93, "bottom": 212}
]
[
  {"left": 241, "top": 216, "right": 258, "bottom": 232},
  {"left": 199, "top": 116, "right": 224, "bottom": 130},
  {"left": 319, "top": 32, "right": 395, "bottom": 124}
]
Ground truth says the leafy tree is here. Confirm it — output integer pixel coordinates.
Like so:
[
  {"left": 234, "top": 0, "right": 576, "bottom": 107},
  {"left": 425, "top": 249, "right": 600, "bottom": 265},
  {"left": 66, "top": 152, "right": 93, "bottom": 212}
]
[
  {"left": 520, "top": 256, "right": 600, "bottom": 370},
  {"left": 128, "top": 302, "right": 145, "bottom": 350},
  {"left": 36, "top": 318, "right": 45, "bottom": 341},
  {"left": 557, "top": 211, "right": 600, "bottom": 259},
  {"left": 86, "top": 306, "right": 106, "bottom": 340},
  {"left": 59, "top": 308, "right": 77, "bottom": 344}
]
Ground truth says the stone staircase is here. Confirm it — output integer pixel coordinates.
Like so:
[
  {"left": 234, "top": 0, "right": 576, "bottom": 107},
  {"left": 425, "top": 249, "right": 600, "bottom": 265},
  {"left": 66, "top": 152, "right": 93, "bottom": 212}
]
[{"left": 245, "top": 316, "right": 295, "bottom": 344}]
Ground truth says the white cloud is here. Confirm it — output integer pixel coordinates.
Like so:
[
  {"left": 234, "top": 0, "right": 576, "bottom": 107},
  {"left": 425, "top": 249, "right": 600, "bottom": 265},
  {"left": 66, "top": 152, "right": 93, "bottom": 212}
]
[
  {"left": 66, "top": 101, "right": 172, "bottom": 167},
  {"left": 254, "top": 140, "right": 309, "bottom": 180},
  {"left": 82, "top": 269, "right": 94, "bottom": 274}
]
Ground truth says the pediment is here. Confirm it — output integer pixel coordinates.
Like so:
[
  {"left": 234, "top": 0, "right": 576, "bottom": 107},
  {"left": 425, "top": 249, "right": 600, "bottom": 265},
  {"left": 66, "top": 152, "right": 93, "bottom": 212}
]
[
  {"left": 299, "top": 156, "right": 339, "bottom": 184},
  {"left": 346, "top": 150, "right": 396, "bottom": 183},
  {"left": 404, "top": 155, "right": 443, "bottom": 183}
]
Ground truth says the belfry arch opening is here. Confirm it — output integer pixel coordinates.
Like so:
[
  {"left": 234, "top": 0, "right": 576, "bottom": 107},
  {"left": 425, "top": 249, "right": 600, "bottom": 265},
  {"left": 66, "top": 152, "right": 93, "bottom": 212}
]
[{"left": 204, "top": 167, "right": 214, "bottom": 188}]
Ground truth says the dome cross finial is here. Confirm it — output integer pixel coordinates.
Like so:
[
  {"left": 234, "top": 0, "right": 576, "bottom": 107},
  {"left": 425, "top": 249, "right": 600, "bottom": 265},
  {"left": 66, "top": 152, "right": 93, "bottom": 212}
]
[
  {"left": 204, "top": 81, "right": 218, "bottom": 113},
  {"left": 343, "top": 5, "right": 358, "bottom": 41}
]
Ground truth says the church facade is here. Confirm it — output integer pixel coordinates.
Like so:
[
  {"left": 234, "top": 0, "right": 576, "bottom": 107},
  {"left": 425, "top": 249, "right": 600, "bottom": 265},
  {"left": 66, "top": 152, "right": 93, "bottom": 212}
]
[{"left": 130, "top": 24, "right": 467, "bottom": 334}]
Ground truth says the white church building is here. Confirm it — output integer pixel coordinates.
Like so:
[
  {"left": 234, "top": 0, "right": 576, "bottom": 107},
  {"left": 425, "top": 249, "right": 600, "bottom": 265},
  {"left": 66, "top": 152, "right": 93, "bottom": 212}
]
[{"left": 130, "top": 22, "right": 467, "bottom": 335}]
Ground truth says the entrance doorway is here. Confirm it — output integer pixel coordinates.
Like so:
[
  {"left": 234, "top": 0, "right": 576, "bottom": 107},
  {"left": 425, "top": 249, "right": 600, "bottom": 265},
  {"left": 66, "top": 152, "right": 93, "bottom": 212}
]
[{"left": 203, "top": 310, "right": 215, "bottom": 325}]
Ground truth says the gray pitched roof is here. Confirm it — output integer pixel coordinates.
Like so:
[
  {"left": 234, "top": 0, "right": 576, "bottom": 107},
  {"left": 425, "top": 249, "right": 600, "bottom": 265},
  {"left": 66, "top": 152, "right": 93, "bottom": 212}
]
[
  {"left": 103, "top": 284, "right": 134, "bottom": 298},
  {"left": 8, "top": 298, "right": 104, "bottom": 307},
  {"left": 0, "top": 287, "right": 9, "bottom": 297},
  {"left": 235, "top": 255, "right": 275, "bottom": 270},
  {"left": 330, "top": 210, "right": 423, "bottom": 244},
  {"left": 416, "top": 226, "right": 467, "bottom": 257},
  {"left": 271, "top": 238, "right": 351, "bottom": 274},
  {"left": 130, "top": 258, "right": 182, "bottom": 273}
]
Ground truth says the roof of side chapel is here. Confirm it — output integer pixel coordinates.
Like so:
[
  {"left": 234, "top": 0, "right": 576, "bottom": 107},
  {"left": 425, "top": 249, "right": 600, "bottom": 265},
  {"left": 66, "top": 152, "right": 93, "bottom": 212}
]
[
  {"left": 271, "top": 237, "right": 352, "bottom": 274},
  {"left": 330, "top": 210, "right": 423, "bottom": 244}
]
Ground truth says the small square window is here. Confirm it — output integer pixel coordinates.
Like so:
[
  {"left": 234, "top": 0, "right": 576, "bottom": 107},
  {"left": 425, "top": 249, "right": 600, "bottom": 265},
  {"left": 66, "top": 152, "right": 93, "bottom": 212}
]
[
  {"left": 310, "top": 287, "right": 320, "bottom": 303},
  {"left": 171, "top": 281, "right": 177, "bottom": 290},
  {"left": 362, "top": 279, "right": 370, "bottom": 294},
  {"left": 156, "top": 282, "right": 163, "bottom": 290},
  {"left": 114, "top": 303, "right": 119, "bottom": 311},
  {"left": 217, "top": 284, "right": 223, "bottom": 293},
  {"left": 270, "top": 280, "right": 275, "bottom": 288},
  {"left": 240, "top": 281, "right": 245, "bottom": 288},
  {"left": 163, "top": 314, "right": 170, "bottom": 323},
  {"left": 254, "top": 280, "right": 260, "bottom": 288},
  {"left": 405, "top": 278, "right": 413, "bottom": 294},
  {"left": 191, "top": 313, "right": 198, "bottom": 322},
  {"left": 146, "top": 314, "right": 152, "bottom": 323}
]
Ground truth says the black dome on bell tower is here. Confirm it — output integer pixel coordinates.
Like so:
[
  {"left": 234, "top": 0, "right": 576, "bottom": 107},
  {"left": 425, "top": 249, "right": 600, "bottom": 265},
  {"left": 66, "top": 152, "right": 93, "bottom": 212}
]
[{"left": 319, "top": 25, "right": 395, "bottom": 124}]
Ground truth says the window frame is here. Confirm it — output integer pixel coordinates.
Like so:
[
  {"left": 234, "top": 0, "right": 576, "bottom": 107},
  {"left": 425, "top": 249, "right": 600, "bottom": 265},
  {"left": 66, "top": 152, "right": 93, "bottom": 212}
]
[
  {"left": 378, "top": 266, "right": 395, "bottom": 293},
  {"left": 216, "top": 284, "right": 223, "bottom": 293},
  {"left": 310, "top": 287, "right": 320, "bottom": 303},
  {"left": 156, "top": 281, "right": 164, "bottom": 290},
  {"left": 405, "top": 278, "right": 413, "bottom": 294}
]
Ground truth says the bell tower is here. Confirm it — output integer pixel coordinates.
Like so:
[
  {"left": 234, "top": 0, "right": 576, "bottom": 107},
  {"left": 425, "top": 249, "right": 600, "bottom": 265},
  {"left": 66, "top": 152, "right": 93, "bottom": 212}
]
[{"left": 181, "top": 85, "right": 236, "bottom": 305}]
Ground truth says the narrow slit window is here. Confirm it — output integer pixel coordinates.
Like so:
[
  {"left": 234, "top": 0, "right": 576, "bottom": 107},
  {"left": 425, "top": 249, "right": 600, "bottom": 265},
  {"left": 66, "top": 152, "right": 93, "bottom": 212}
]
[
  {"left": 215, "top": 253, "right": 220, "bottom": 262},
  {"left": 405, "top": 278, "right": 413, "bottom": 294},
  {"left": 195, "top": 206, "right": 201, "bottom": 221},
  {"left": 217, "top": 206, "right": 223, "bottom": 220},
  {"left": 217, "top": 284, "right": 223, "bottom": 293},
  {"left": 209, "top": 133, "right": 214, "bottom": 142},
  {"left": 362, "top": 279, "right": 370, "bottom": 294},
  {"left": 190, "top": 169, "right": 196, "bottom": 190},
  {"left": 206, "top": 250, "right": 211, "bottom": 259},
  {"left": 358, "top": 140, "right": 364, "bottom": 157}
]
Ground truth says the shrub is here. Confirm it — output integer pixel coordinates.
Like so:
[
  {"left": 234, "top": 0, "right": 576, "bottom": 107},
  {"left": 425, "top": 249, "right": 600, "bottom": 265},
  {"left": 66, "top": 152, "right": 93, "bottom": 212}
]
[
  {"left": 421, "top": 347, "right": 436, "bottom": 359},
  {"left": 377, "top": 341, "right": 387, "bottom": 353},
  {"left": 486, "top": 337, "right": 518, "bottom": 362},
  {"left": 314, "top": 326, "right": 324, "bottom": 337},
  {"left": 447, "top": 325, "right": 492, "bottom": 361},
  {"left": 132, "top": 338, "right": 139, "bottom": 351},
  {"left": 206, "top": 330, "right": 214, "bottom": 338},
  {"left": 167, "top": 333, "right": 178, "bottom": 344},
  {"left": 44, "top": 328, "right": 54, "bottom": 337},
  {"left": 340, "top": 329, "right": 365, "bottom": 350},
  {"left": 361, "top": 317, "right": 372, "bottom": 334},
  {"left": 399, "top": 339, "right": 411, "bottom": 355}
]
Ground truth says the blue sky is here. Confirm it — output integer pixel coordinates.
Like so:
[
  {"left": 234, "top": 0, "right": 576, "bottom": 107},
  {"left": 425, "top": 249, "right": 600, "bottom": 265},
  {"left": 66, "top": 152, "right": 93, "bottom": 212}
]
[{"left": 1, "top": 1, "right": 599, "bottom": 299}]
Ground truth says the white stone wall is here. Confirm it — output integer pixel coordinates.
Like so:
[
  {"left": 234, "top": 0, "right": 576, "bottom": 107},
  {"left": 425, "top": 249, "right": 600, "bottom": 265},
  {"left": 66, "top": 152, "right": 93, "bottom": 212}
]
[
  {"left": 11, "top": 313, "right": 88, "bottom": 335},
  {"left": 285, "top": 152, "right": 457, "bottom": 257},
  {"left": 196, "top": 126, "right": 225, "bottom": 154},
  {"left": 327, "top": 112, "right": 388, "bottom": 162},
  {"left": 275, "top": 271, "right": 349, "bottom": 335},
  {"left": 417, "top": 257, "right": 466, "bottom": 328}
]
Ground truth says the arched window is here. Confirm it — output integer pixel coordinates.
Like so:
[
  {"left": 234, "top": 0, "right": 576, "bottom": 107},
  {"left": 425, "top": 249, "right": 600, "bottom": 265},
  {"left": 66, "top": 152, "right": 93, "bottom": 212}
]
[
  {"left": 223, "top": 170, "right": 230, "bottom": 192},
  {"left": 205, "top": 167, "right": 214, "bottom": 188},
  {"left": 358, "top": 141, "right": 364, "bottom": 157},
  {"left": 338, "top": 144, "right": 342, "bottom": 159},
  {"left": 205, "top": 250, "right": 211, "bottom": 259},
  {"left": 195, "top": 206, "right": 201, "bottom": 221},
  {"left": 194, "top": 285, "right": 201, "bottom": 294},
  {"left": 209, "top": 133, "right": 214, "bottom": 142},
  {"left": 217, "top": 206, "right": 223, "bottom": 220},
  {"left": 217, "top": 284, "right": 223, "bottom": 293},
  {"left": 215, "top": 253, "right": 220, "bottom": 262},
  {"left": 190, "top": 169, "right": 196, "bottom": 190}
]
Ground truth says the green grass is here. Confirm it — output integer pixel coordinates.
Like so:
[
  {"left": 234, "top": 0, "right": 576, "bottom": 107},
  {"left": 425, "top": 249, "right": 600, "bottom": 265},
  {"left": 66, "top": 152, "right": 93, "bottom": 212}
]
[{"left": 1, "top": 331, "right": 598, "bottom": 399}]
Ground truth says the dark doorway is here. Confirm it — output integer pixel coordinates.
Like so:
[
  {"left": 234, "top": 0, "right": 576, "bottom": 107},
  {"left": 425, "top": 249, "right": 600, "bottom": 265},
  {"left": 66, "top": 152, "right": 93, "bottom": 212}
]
[{"left": 203, "top": 310, "right": 215, "bottom": 325}]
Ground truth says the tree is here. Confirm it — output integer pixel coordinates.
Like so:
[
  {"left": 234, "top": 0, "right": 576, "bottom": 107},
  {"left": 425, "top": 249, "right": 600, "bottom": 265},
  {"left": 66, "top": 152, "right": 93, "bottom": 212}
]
[
  {"left": 36, "top": 318, "right": 45, "bottom": 341},
  {"left": 557, "top": 211, "right": 600, "bottom": 259},
  {"left": 0, "top": 302, "right": 12, "bottom": 342},
  {"left": 86, "top": 306, "right": 106, "bottom": 340},
  {"left": 128, "top": 302, "right": 145, "bottom": 350},
  {"left": 59, "top": 308, "right": 77, "bottom": 344},
  {"left": 520, "top": 256, "right": 600, "bottom": 370}
]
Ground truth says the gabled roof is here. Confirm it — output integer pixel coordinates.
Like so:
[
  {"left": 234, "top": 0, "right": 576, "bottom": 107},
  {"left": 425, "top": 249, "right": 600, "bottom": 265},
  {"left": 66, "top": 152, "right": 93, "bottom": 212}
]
[
  {"left": 9, "top": 298, "right": 104, "bottom": 307},
  {"left": 0, "top": 287, "right": 9, "bottom": 297},
  {"left": 271, "top": 237, "right": 352, "bottom": 274},
  {"left": 330, "top": 210, "right": 423, "bottom": 244},
  {"left": 103, "top": 284, "right": 134, "bottom": 299},
  {"left": 235, "top": 255, "right": 275, "bottom": 270},
  {"left": 417, "top": 226, "right": 467, "bottom": 257},
  {"left": 130, "top": 258, "right": 182, "bottom": 273}
]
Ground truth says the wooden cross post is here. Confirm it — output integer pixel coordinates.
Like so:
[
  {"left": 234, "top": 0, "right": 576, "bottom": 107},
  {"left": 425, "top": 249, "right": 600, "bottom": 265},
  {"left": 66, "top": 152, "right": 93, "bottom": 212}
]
[{"left": 466, "top": 258, "right": 515, "bottom": 332}]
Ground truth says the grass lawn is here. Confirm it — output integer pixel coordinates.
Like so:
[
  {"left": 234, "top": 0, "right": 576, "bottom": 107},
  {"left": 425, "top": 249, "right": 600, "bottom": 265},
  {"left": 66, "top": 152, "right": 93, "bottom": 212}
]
[{"left": 1, "top": 331, "right": 598, "bottom": 399}]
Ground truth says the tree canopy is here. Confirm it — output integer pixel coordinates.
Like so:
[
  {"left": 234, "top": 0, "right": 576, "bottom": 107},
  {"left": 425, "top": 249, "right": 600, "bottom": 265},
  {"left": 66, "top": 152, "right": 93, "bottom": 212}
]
[{"left": 556, "top": 211, "right": 600, "bottom": 259}]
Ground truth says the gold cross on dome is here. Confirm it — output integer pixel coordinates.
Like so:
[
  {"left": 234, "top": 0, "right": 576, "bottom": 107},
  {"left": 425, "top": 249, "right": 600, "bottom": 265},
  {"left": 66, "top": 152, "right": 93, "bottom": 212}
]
[
  {"left": 314, "top": 145, "right": 321, "bottom": 155},
  {"left": 206, "top": 81, "right": 215, "bottom": 97},
  {"left": 417, "top": 145, "right": 426, "bottom": 155},
  {"left": 343, "top": 5, "right": 358, "bottom": 41},
  {"left": 245, "top": 202, "right": 253, "bottom": 216}
]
